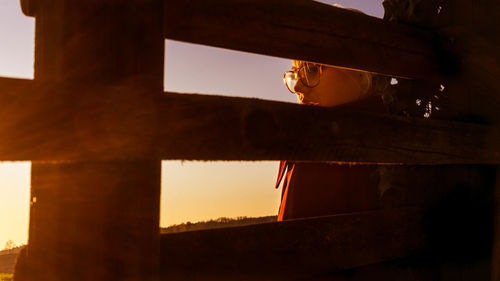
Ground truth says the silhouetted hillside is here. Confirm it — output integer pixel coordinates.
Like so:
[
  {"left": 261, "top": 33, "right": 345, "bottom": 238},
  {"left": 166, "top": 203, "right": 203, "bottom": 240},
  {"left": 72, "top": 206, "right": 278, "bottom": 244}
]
[
  {"left": 161, "top": 216, "right": 277, "bottom": 234},
  {"left": 0, "top": 246, "right": 24, "bottom": 274},
  {"left": 0, "top": 217, "right": 278, "bottom": 274}
]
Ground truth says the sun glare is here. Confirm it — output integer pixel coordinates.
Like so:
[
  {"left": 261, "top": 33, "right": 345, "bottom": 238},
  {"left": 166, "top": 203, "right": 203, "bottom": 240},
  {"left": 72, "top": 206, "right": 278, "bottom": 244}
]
[{"left": 0, "top": 162, "right": 30, "bottom": 248}]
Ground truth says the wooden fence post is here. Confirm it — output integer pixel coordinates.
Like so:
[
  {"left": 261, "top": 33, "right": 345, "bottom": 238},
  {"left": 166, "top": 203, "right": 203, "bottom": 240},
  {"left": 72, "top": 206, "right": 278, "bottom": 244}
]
[
  {"left": 16, "top": 0, "right": 164, "bottom": 280},
  {"left": 27, "top": 161, "right": 161, "bottom": 280}
]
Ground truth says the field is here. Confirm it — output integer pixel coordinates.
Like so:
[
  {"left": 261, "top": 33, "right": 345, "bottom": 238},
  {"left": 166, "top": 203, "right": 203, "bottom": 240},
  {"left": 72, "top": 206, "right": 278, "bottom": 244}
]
[{"left": 0, "top": 273, "right": 12, "bottom": 281}]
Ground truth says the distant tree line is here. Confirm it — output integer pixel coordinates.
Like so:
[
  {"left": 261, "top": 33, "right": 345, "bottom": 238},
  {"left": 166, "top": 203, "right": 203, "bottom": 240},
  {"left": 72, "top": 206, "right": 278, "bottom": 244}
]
[
  {"left": 161, "top": 216, "right": 277, "bottom": 234},
  {"left": 0, "top": 245, "right": 24, "bottom": 257}
]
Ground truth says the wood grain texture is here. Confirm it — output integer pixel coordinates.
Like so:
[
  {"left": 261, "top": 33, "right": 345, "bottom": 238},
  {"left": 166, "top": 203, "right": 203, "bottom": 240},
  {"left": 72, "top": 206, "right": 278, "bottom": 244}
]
[
  {"left": 164, "top": 0, "right": 442, "bottom": 79},
  {"left": 24, "top": 161, "right": 161, "bottom": 281},
  {"left": 160, "top": 208, "right": 428, "bottom": 281},
  {"left": 156, "top": 92, "right": 500, "bottom": 163},
  {"left": 159, "top": 164, "right": 496, "bottom": 280},
  {"left": 14, "top": 0, "right": 165, "bottom": 280},
  {"left": 32, "top": 0, "right": 164, "bottom": 85},
  {"left": 0, "top": 79, "right": 499, "bottom": 163}
]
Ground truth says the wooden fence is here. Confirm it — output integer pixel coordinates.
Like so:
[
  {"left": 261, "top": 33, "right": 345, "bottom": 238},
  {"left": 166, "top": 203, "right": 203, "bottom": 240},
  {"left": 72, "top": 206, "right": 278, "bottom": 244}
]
[{"left": 1, "top": 0, "right": 498, "bottom": 280}]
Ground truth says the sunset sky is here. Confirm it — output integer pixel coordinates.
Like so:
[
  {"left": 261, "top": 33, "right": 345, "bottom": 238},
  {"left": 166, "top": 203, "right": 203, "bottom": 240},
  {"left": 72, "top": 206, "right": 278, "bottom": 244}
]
[{"left": 0, "top": 0, "right": 383, "bottom": 248}]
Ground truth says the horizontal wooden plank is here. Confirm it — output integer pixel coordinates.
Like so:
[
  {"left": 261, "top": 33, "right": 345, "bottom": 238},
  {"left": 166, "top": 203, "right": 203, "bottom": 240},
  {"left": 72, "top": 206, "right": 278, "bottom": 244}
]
[
  {"left": 159, "top": 171, "right": 496, "bottom": 280},
  {"left": 160, "top": 208, "right": 429, "bottom": 280},
  {"left": 0, "top": 78, "right": 499, "bottom": 163},
  {"left": 164, "top": 0, "right": 442, "bottom": 79},
  {"left": 0, "top": 79, "right": 161, "bottom": 161},
  {"left": 156, "top": 92, "right": 500, "bottom": 164},
  {"left": 161, "top": 250, "right": 493, "bottom": 281}
]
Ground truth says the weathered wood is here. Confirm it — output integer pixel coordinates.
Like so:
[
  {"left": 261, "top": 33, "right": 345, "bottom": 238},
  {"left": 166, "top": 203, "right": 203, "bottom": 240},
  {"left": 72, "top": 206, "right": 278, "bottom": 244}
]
[
  {"left": 0, "top": 81, "right": 499, "bottom": 163},
  {"left": 27, "top": 0, "right": 164, "bottom": 85},
  {"left": 159, "top": 165, "right": 497, "bottom": 280},
  {"left": 15, "top": 0, "right": 164, "bottom": 281},
  {"left": 156, "top": 92, "right": 500, "bottom": 163},
  {"left": 24, "top": 161, "right": 161, "bottom": 281},
  {"left": 164, "top": 0, "right": 442, "bottom": 79},
  {"left": 160, "top": 208, "right": 429, "bottom": 280}
]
